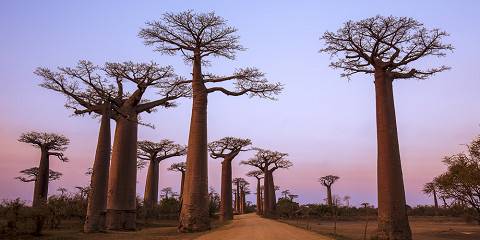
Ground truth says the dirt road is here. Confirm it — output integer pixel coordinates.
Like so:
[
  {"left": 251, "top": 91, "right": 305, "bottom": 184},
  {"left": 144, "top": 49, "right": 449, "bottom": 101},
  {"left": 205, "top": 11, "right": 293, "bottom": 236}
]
[{"left": 194, "top": 214, "right": 332, "bottom": 240}]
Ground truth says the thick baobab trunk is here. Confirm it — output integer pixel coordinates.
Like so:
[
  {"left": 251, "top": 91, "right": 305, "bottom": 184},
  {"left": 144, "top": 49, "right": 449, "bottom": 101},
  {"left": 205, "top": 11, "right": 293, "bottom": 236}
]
[
  {"left": 268, "top": 171, "right": 276, "bottom": 213},
  {"left": 374, "top": 70, "right": 412, "bottom": 240},
  {"left": 179, "top": 52, "right": 210, "bottom": 232},
  {"left": 256, "top": 179, "right": 262, "bottom": 215},
  {"left": 106, "top": 115, "right": 138, "bottom": 230},
  {"left": 239, "top": 188, "right": 245, "bottom": 214},
  {"left": 263, "top": 169, "right": 271, "bottom": 217},
  {"left": 144, "top": 160, "right": 159, "bottom": 210},
  {"left": 235, "top": 184, "right": 240, "bottom": 213},
  {"left": 33, "top": 150, "right": 49, "bottom": 207},
  {"left": 327, "top": 186, "right": 333, "bottom": 207},
  {"left": 180, "top": 172, "right": 185, "bottom": 199},
  {"left": 84, "top": 105, "right": 111, "bottom": 233},
  {"left": 220, "top": 160, "right": 233, "bottom": 221}
]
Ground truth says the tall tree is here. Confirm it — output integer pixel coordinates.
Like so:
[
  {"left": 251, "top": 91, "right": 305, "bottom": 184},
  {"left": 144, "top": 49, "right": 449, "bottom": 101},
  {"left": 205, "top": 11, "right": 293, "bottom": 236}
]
[
  {"left": 232, "top": 178, "right": 243, "bottom": 213},
  {"left": 318, "top": 175, "right": 340, "bottom": 207},
  {"left": 238, "top": 179, "right": 249, "bottom": 214},
  {"left": 208, "top": 137, "right": 251, "bottom": 221},
  {"left": 422, "top": 181, "right": 439, "bottom": 212},
  {"left": 37, "top": 61, "right": 115, "bottom": 232},
  {"left": 37, "top": 60, "right": 189, "bottom": 231},
  {"left": 168, "top": 162, "right": 187, "bottom": 200},
  {"left": 320, "top": 15, "right": 452, "bottom": 240},
  {"left": 246, "top": 170, "right": 264, "bottom": 215},
  {"left": 16, "top": 167, "right": 62, "bottom": 183},
  {"left": 137, "top": 140, "right": 186, "bottom": 211},
  {"left": 241, "top": 148, "right": 292, "bottom": 217},
  {"left": 18, "top": 132, "right": 69, "bottom": 207},
  {"left": 140, "top": 11, "right": 282, "bottom": 231}
]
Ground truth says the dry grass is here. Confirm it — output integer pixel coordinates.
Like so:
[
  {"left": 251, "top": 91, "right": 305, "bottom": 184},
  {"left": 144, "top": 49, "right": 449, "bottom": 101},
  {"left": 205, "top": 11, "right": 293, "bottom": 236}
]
[
  {"left": 280, "top": 216, "right": 480, "bottom": 240},
  {"left": 3, "top": 218, "right": 226, "bottom": 240}
]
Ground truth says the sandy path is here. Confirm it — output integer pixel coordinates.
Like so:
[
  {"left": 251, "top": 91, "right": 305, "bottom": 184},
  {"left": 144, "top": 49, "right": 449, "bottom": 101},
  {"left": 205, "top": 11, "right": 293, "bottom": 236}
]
[{"left": 194, "top": 214, "right": 332, "bottom": 240}]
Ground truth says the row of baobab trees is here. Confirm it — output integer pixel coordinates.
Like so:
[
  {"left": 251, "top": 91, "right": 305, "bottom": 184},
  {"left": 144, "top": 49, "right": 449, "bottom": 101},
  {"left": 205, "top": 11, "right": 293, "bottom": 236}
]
[
  {"left": 19, "top": 9, "right": 452, "bottom": 240},
  {"left": 27, "top": 9, "right": 283, "bottom": 234}
]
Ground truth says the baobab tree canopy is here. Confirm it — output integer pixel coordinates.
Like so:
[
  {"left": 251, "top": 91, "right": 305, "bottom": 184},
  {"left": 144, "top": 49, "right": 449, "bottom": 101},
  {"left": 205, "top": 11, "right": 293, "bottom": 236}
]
[
  {"left": 320, "top": 15, "right": 453, "bottom": 79},
  {"left": 318, "top": 175, "right": 340, "bottom": 187},
  {"left": 241, "top": 148, "right": 292, "bottom": 171},
  {"left": 36, "top": 60, "right": 191, "bottom": 120},
  {"left": 168, "top": 162, "right": 186, "bottom": 172},
  {"left": 139, "top": 11, "right": 283, "bottom": 99},
  {"left": 208, "top": 137, "right": 252, "bottom": 159},
  {"left": 246, "top": 170, "right": 264, "bottom": 179},
  {"left": 18, "top": 131, "right": 69, "bottom": 158},
  {"left": 15, "top": 167, "right": 62, "bottom": 182},
  {"left": 137, "top": 140, "right": 187, "bottom": 165}
]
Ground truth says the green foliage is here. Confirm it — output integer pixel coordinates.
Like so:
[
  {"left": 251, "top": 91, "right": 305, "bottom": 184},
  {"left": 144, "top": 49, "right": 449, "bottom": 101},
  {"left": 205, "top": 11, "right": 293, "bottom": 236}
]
[
  {"left": 0, "top": 188, "right": 88, "bottom": 237},
  {"left": 277, "top": 198, "right": 300, "bottom": 218},
  {"left": 208, "top": 188, "right": 220, "bottom": 217}
]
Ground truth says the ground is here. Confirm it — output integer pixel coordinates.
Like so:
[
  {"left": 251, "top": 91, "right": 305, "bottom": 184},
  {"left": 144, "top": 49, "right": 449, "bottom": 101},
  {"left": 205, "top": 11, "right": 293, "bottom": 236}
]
[
  {"left": 196, "top": 213, "right": 331, "bottom": 240},
  {"left": 280, "top": 216, "right": 480, "bottom": 240},
  {"left": 5, "top": 215, "right": 480, "bottom": 239}
]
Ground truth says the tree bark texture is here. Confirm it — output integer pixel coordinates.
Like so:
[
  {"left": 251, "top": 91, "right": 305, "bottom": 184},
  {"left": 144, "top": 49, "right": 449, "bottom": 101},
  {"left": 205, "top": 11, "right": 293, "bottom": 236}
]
[
  {"left": 220, "top": 160, "right": 233, "bottom": 221},
  {"left": 33, "top": 150, "right": 49, "bottom": 207},
  {"left": 84, "top": 105, "right": 111, "bottom": 232},
  {"left": 375, "top": 70, "right": 412, "bottom": 240},
  {"left": 179, "top": 52, "right": 210, "bottom": 232},
  {"left": 106, "top": 115, "right": 138, "bottom": 230},
  {"left": 144, "top": 160, "right": 160, "bottom": 210}
]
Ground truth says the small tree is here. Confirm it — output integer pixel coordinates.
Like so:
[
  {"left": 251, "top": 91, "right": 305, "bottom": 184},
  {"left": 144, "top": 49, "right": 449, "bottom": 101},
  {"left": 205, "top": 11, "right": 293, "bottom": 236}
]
[
  {"left": 320, "top": 16, "right": 452, "bottom": 240},
  {"left": 241, "top": 148, "right": 292, "bottom": 217},
  {"left": 168, "top": 162, "right": 187, "bottom": 200},
  {"left": 318, "top": 175, "right": 340, "bottom": 207},
  {"left": 140, "top": 11, "right": 282, "bottom": 231},
  {"left": 423, "top": 181, "right": 439, "bottom": 214},
  {"left": 246, "top": 170, "right": 264, "bottom": 215},
  {"left": 137, "top": 140, "right": 186, "bottom": 211},
  {"left": 361, "top": 203, "right": 371, "bottom": 240},
  {"left": 281, "top": 190, "right": 291, "bottom": 199},
  {"left": 208, "top": 137, "right": 251, "bottom": 221},
  {"left": 160, "top": 187, "right": 176, "bottom": 200},
  {"left": 18, "top": 131, "right": 69, "bottom": 207}
]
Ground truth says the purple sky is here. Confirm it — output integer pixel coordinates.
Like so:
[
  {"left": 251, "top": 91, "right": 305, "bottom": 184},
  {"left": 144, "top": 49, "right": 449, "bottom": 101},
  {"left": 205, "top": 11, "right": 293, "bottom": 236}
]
[{"left": 1, "top": 1, "right": 479, "bottom": 207}]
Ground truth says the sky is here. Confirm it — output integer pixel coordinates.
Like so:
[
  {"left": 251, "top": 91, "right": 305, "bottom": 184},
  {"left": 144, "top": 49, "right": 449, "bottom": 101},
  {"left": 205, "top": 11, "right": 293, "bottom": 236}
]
[{"left": 1, "top": 0, "right": 479, "bottom": 207}]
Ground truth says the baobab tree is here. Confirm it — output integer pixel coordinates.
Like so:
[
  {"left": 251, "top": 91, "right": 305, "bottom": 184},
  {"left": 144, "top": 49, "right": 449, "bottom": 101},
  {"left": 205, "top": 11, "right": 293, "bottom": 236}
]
[
  {"left": 36, "top": 61, "right": 116, "bottom": 232},
  {"left": 168, "top": 162, "right": 187, "bottom": 200},
  {"left": 423, "top": 181, "right": 439, "bottom": 213},
  {"left": 241, "top": 148, "right": 292, "bottom": 217},
  {"left": 36, "top": 60, "right": 189, "bottom": 231},
  {"left": 18, "top": 131, "right": 69, "bottom": 207},
  {"left": 318, "top": 175, "right": 340, "bottom": 207},
  {"left": 138, "top": 140, "right": 186, "bottom": 211},
  {"left": 160, "top": 187, "right": 177, "bottom": 199},
  {"left": 208, "top": 137, "right": 251, "bottom": 221},
  {"left": 238, "top": 180, "right": 250, "bottom": 214},
  {"left": 246, "top": 170, "right": 264, "bottom": 215},
  {"left": 140, "top": 11, "right": 282, "bottom": 231},
  {"left": 232, "top": 178, "right": 243, "bottom": 213},
  {"left": 320, "top": 15, "right": 452, "bottom": 240},
  {"left": 16, "top": 167, "right": 62, "bottom": 183}
]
